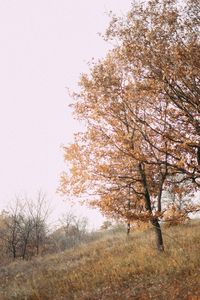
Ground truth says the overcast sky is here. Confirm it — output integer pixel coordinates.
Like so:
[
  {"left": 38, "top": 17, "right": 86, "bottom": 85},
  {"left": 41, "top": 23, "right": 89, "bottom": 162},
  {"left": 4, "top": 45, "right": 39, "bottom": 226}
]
[{"left": 0, "top": 0, "right": 131, "bottom": 228}]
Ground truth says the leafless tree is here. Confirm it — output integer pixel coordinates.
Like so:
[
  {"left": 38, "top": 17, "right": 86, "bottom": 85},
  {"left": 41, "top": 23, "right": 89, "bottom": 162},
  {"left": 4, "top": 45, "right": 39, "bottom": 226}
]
[
  {"left": 26, "top": 191, "right": 50, "bottom": 256},
  {"left": 59, "top": 212, "right": 88, "bottom": 248},
  {"left": 0, "top": 192, "right": 50, "bottom": 260}
]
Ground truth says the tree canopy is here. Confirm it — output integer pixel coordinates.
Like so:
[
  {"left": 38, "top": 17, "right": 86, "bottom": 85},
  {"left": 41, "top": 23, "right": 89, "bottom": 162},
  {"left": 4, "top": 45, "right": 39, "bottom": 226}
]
[{"left": 60, "top": 0, "right": 200, "bottom": 250}]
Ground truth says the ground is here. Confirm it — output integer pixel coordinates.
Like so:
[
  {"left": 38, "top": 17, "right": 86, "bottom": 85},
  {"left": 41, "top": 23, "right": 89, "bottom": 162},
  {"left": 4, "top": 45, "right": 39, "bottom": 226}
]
[{"left": 0, "top": 221, "right": 200, "bottom": 299}]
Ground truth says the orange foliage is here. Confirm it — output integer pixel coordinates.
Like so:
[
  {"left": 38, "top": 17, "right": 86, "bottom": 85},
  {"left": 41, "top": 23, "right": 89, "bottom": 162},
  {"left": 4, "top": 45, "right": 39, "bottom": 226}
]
[{"left": 59, "top": 0, "right": 200, "bottom": 246}]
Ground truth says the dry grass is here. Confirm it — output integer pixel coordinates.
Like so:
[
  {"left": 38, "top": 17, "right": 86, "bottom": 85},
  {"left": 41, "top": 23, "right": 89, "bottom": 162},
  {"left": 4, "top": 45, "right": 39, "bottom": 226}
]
[{"left": 0, "top": 221, "right": 200, "bottom": 300}]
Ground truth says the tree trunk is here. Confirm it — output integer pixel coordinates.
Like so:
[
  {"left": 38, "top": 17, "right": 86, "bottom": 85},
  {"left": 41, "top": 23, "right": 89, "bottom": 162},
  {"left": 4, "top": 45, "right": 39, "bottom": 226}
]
[
  {"left": 151, "top": 218, "right": 164, "bottom": 252},
  {"left": 22, "top": 238, "right": 28, "bottom": 260},
  {"left": 22, "top": 229, "right": 31, "bottom": 260},
  {"left": 12, "top": 243, "right": 16, "bottom": 259},
  {"left": 127, "top": 184, "right": 131, "bottom": 236},
  {"left": 127, "top": 221, "right": 131, "bottom": 236},
  {"left": 36, "top": 242, "right": 39, "bottom": 256},
  {"left": 197, "top": 146, "right": 200, "bottom": 165},
  {"left": 139, "top": 162, "right": 164, "bottom": 252}
]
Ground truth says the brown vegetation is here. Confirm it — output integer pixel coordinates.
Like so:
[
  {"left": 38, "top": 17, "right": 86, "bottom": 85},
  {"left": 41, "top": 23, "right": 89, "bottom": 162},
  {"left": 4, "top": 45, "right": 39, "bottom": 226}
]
[{"left": 0, "top": 220, "right": 200, "bottom": 300}]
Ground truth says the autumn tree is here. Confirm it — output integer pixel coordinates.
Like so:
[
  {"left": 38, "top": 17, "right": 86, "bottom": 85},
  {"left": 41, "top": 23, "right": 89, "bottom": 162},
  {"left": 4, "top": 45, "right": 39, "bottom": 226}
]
[
  {"left": 60, "top": 54, "right": 172, "bottom": 251},
  {"left": 60, "top": 0, "right": 200, "bottom": 251},
  {"left": 103, "top": 0, "right": 200, "bottom": 225},
  {"left": 105, "top": 0, "right": 200, "bottom": 183}
]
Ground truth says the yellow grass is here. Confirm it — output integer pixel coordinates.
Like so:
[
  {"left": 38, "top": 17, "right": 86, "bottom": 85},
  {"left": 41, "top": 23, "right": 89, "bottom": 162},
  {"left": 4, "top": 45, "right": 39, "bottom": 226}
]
[{"left": 0, "top": 221, "right": 200, "bottom": 299}]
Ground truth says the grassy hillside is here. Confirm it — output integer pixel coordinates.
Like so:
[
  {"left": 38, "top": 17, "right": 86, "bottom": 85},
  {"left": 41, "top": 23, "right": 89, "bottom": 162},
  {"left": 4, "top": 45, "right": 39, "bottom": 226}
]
[{"left": 0, "top": 221, "right": 200, "bottom": 300}]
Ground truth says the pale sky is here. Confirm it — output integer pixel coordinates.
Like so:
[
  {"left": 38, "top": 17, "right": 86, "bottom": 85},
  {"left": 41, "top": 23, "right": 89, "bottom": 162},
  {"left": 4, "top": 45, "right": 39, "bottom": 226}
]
[{"left": 0, "top": 0, "right": 131, "bottom": 228}]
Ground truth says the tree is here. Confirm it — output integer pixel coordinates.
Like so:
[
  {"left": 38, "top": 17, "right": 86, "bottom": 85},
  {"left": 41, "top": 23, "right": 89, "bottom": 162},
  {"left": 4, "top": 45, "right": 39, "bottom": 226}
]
[
  {"left": 105, "top": 0, "right": 200, "bottom": 183},
  {"left": 27, "top": 191, "right": 50, "bottom": 256},
  {"left": 4, "top": 199, "right": 23, "bottom": 259},
  {"left": 47, "top": 212, "right": 89, "bottom": 252},
  {"left": 0, "top": 211, "right": 11, "bottom": 265},
  {"left": 0, "top": 193, "right": 49, "bottom": 261},
  {"left": 60, "top": 0, "right": 200, "bottom": 251},
  {"left": 60, "top": 212, "right": 88, "bottom": 248}
]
